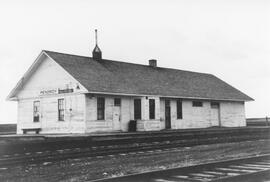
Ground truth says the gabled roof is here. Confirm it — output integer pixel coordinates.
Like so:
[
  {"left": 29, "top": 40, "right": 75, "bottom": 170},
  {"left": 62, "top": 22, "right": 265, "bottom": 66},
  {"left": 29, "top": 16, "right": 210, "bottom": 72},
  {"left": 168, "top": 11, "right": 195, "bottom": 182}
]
[{"left": 41, "top": 50, "right": 253, "bottom": 102}]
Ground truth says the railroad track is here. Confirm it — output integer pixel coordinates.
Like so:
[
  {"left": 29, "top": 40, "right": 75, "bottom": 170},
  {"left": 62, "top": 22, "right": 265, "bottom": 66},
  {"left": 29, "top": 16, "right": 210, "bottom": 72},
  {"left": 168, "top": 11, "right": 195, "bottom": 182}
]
[
  {"left": 1, "top": 127, "right": 269, "bottom": 156},
  {"left": 0, "top": 133, "right": 268, "bottom": 167},
  {"left": 91, "top": 154, "right": 270, "bottom": 182}
]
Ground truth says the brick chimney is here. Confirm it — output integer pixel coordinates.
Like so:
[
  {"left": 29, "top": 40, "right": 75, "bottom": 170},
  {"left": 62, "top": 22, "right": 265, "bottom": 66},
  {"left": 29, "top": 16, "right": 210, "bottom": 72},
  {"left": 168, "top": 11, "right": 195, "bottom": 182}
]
[{"left": 149, "top": 59, "right": 157, "bottom": 67}]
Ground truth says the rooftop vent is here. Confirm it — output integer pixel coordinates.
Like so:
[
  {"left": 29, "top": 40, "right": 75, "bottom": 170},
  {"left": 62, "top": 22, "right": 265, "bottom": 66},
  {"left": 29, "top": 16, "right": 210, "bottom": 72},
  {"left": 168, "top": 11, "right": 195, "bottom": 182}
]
[{"left": 149, "top": 59, "right": 157, "bottom": 67}]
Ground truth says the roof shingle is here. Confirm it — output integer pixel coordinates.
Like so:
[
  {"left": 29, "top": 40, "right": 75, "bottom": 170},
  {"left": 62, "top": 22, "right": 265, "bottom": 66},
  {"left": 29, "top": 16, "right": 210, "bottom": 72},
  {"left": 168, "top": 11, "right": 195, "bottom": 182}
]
[{"left": 44, "top": 50, "right": 253, "bottom": 101}]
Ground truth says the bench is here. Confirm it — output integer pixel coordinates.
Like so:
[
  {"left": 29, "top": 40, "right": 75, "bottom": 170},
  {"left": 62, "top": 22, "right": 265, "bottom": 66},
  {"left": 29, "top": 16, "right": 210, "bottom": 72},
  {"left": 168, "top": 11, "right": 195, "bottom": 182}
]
[{"left": 22, "top": 128, "right": 41, "bottom": 134}]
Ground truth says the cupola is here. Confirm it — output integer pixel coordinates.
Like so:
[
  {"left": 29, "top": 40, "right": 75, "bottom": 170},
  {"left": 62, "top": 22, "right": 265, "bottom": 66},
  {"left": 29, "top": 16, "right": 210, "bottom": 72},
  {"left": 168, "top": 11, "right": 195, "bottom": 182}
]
[{"left": 92, "top": 29, "right": 102, "bottom": 60}]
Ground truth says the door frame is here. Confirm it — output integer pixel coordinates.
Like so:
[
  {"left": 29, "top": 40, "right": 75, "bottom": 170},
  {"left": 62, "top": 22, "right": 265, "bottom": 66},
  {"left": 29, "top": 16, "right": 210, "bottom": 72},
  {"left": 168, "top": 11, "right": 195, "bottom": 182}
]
[
  {"left": 165, "top": 99, "right": 171, "bottom": 129},
  {"left": 112, "top": 106, "right": 121, "bottom": 131},
  {"left": 210, "top": 102, "right": 221, "bottom": 127}
]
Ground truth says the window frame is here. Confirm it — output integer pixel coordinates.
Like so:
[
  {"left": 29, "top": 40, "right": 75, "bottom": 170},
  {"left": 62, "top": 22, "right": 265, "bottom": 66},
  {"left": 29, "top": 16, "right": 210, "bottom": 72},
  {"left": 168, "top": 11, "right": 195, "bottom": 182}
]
[
  {"left": 97, "top": 97, "right": 105, "bottom": 120},
  {"left": 192, "top": 101, "right": 203, "bottom": 107},
  {"left": 114, "top": 98, "right": 121, "bottom": 107},
  {"left": 33, "top": 101, "right": 40, "bottom": 122},
  {"left": 58, "top": 98, "right": 65, "bottom": 121},
  {"left": 211, "top": 102, "right": 220, "bottom": 108},
  {"left": 149, "top": 99, "right": 155, "bottom": 119},
  {"left": 134, "top": 99, "right": 141, "bottom": 120},
  {"left": 177, "top": 99, "right": 183, "bottom": 119}
]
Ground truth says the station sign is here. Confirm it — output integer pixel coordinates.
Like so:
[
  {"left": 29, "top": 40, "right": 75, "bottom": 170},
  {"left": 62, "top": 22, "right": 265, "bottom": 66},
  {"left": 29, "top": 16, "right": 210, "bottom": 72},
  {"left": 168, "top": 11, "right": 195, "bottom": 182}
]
[
  {"left": 40, "top": 88, "right": 74, "bottom": 96},
  {"left": 40, "top": 89, "right": 57, "bottom": 95},
  {"left": 58, "top": 88, "right": 74, "bottom": 94}
]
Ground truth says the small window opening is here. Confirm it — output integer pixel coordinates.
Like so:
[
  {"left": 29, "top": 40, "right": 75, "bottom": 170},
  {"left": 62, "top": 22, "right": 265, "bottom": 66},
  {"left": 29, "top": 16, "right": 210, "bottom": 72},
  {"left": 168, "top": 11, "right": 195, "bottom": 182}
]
[
  {"left": 114, "top": 98, "right": 121, "bottom": 106},
  {"left": 192, "top": 101, "right": 203, "bottom": 107}
]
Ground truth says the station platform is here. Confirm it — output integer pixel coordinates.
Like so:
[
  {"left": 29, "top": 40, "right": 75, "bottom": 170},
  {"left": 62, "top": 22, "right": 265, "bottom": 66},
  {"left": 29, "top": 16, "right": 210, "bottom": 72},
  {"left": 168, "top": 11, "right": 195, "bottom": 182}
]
[
  {"left": 0, "top": 126, "right": 269, "bottom": 142},
  {"left": 0, "top": 126, "right": 269, "bottom": 156}
]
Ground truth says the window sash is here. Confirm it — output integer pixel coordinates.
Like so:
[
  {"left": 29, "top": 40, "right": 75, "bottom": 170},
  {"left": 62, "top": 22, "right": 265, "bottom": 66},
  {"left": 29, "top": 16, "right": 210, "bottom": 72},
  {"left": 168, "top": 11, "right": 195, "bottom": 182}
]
[
  {"left": 114, "top": 98, "right": 121, "bottom": 106},
  {"left": 177, "top": 99, "right": 183, "bottom": 119},
  {"left": 134, "top": 99, "right": 141, "bottom": 120},
  {"left": 58, "top": 99, "right": 65, "bottom": 121},
  {"left": 97, "top": 97, "right": 105, "bottom": 120},
  {"left": 211, "top": 102, "right": 220, "bottom": 108},
  {"left": 192, "top": 101, "right": 203, "bottom": 107},
  {"left": 33, "top": 101, "right": 40, "bottom": 122},
  {"left": 149, "top": 99, "right": 155, "bottom": 119}
]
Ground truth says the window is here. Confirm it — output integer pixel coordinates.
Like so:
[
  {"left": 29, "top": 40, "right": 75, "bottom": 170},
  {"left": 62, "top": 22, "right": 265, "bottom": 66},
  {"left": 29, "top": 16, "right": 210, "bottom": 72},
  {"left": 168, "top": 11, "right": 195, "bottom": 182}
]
[
  {"left": 33, "top": 101, "right": 40, "bottom": 122},
  {"left": 211, "top": 102, "right": 220, "bottom": 108},
  {"left": 114, "top": 98, "right": 121, "bottom": 106},
  {"left": 97, "top": 97, "right": 105, "bottom": 120},
  {"left": 177, "top": 99, "right": 183, "bottom": 119},
  {"left": 134, "top": 99, "right": 141, "bottom": 120},
  {"left": 192, "top": 101, "right": 203, "bottom": 107},
  {"left": 149, "top": 99, "right": 155, "bottom": 119},
  {"left": 58, "top": 99, "right": 65, "bottom": 121}
]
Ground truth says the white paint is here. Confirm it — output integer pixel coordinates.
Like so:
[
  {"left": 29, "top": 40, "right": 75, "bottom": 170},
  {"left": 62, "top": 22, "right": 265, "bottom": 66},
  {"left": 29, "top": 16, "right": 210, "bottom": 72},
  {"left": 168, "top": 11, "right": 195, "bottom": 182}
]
[
  {"left": 17, "top": 55, "right": 87, "bottom": 99},
  {"left": 12, "top": 53, "right": 247, "bottom": 133},
  {"left": 16, "top": 55, "right": 87, "bottom": 134},
  {"left": 112, "top": 106, "right": 121, "bottom": 130},
  {"left": 210, "top": 106, "right": 220, "bottom": 126}
]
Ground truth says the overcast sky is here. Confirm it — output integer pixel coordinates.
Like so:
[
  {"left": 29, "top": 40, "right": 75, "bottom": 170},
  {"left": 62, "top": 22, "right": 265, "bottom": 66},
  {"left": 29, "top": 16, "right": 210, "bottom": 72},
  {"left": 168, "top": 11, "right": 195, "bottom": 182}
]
[{"left": 0, "top": 0, "right": 269, "bottom": 123}]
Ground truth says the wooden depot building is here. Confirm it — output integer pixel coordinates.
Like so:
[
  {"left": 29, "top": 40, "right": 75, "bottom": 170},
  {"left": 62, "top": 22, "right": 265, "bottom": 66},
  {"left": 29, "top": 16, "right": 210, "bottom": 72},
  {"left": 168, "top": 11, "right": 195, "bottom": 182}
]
[{"left": 7, "top": 37, "right": 253, "bottom": 134}]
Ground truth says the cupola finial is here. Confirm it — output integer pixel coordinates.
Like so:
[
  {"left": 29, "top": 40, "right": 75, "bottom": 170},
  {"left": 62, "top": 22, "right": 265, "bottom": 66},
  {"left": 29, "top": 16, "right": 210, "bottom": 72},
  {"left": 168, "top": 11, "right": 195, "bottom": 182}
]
[
  {"left": 92, "top": 29, "right": 102, "bottom": 60},
  {"left": 95, "top": 29, "right": 98, "bottom": 45}
]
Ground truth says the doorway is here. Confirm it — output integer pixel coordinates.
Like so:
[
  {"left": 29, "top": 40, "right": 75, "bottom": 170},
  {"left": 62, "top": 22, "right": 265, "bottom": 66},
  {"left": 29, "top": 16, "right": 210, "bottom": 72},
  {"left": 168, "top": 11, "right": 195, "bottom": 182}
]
[
  {"left": 165, "top": 100, "right": 171, "bottom": 129},
  {"left": 113, "top": 98, "right": 121, "bottom": 131},
  {"left": 210, "top": 102, "right": 220, "bottom": 127}
]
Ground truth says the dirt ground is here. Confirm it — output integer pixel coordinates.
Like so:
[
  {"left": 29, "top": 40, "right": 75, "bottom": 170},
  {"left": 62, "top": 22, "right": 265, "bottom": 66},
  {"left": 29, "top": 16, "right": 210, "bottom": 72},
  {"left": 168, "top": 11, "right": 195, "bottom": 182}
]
[{"left": 1, "top": 139, "right": 270, "bottom": 182}]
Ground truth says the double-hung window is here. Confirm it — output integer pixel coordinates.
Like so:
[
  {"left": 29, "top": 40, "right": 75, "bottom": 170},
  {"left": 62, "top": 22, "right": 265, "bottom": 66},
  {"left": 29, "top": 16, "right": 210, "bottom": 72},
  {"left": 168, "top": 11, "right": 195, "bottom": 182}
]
[
  {"left": 58, "top": 99, "right": 65, "bottom": 121},
  {"left": 149, "top": 99, "right": 155, "bottom": 119},
  {"left": 177, "top": 99, "right": 183, "bottom": 119},
  {"left": 134, "top": 99, "right": 141, "bottom": 120},
  {"left": 97, "top": 97, "right": 105, "bottom": 120},
  {"left": 33, "top": 101, "right": 40, "bottom": 122}
]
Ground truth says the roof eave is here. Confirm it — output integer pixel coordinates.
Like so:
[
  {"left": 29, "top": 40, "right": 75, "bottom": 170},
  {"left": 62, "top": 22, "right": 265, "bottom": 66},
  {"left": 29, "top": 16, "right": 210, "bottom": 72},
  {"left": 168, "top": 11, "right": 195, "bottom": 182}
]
[
  {"left": 6, "top": 51, "right": 48, "bottom": 101},
  {"left": 86, "top": 91, "right": 254, "bottom": 102}
]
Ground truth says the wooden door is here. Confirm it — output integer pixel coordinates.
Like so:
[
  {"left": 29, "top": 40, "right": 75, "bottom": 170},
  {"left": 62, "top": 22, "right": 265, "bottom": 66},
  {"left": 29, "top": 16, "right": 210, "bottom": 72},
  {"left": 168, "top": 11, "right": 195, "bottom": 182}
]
[
  {"left": 210, "top": 102, "right": 220, "bottom": 127},
  {"left": 113, "top": 106, "right": 121, "bottom": 130},
  {"left": 165, "top": 100, "right": 171, "bottom": 129}
]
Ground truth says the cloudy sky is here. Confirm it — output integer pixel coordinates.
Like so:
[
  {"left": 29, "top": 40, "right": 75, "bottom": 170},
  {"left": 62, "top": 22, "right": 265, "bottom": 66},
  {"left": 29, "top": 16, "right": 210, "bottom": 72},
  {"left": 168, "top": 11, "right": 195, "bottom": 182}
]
[{"left": 0, "top": 0, "right": 269, "bottom": 123}]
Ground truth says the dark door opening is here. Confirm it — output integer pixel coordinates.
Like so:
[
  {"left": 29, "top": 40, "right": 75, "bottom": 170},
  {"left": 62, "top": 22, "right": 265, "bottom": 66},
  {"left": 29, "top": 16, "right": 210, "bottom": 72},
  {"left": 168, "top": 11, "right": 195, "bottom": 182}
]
[
  {"left": 134, "top": 99, "right": 141, "bottom": 120},
  {"left": 165, "top": 100, "right": 171, "bottom": 129}
]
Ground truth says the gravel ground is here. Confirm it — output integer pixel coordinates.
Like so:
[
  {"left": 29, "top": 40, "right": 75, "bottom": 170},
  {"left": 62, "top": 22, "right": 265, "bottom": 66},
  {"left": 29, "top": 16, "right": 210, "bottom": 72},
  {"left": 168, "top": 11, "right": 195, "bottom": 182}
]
[{"left": 1, "top": 139, "right": 270, "bottom": 182}]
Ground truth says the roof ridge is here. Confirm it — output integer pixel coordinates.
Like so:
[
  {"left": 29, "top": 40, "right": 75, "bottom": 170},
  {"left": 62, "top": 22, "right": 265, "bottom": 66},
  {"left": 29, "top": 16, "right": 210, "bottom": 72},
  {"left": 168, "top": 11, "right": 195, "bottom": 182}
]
[
  {"left": 43, "top": 50, "right": 212, "bottom": 76},
  {"left": 43, "top": 50, "right": 91, "bottom": 59}
]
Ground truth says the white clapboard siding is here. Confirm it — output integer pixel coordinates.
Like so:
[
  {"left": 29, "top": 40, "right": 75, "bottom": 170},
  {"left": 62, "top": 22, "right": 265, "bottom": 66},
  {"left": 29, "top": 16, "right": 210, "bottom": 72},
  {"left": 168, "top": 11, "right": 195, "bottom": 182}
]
[{"left": 16, "top": 55, "right": 87, "bottom": 134}]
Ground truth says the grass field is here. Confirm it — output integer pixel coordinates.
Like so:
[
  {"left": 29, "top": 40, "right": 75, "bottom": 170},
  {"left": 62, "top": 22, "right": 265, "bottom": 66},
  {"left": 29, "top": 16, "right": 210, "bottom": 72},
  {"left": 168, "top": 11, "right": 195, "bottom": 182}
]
[
  {"left": 0, "top": 124, "right": 16, "bottom": 134},
  {"left": 246, "top": 117, "right": 269, "bottom": 126}
]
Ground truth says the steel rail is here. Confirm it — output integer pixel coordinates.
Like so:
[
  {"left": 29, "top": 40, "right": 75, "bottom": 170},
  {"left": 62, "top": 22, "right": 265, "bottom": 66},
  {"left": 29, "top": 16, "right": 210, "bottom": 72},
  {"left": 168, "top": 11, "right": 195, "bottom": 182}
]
[
  {"left": 0, "top": 133, "right": 269, "bottom": 167},
  {"left": 90, "top": 154, "right": 270, "bottom": 182}
]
